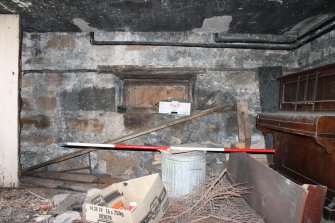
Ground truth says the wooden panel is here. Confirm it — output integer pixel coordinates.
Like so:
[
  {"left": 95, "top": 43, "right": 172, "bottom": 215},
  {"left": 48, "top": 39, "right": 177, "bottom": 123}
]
[
  {"left": 277, "top": 133, "right": 335, "bottom": 202},
  {"left": 257, "top": 112, "right": 317, "bottom": 137},
  {"left": 279, "top": 64, "right": 335, "bottom": 111},
  {"left": 227, "top": 153, "right": 326, "bottom": 223},
  {"left": 257, "top": 112, "right": 335, "bottom": 203},
  {"left": 236, "top": 101, "right": 251, "bottom": 147},
  {"left": 123, "top": 79, "right": 190, "bottom": 110},
  {"left": 0, "top": 15, "right": 20, "bottom": 187},
  {"left": 125, "top": 85, "right": 187, "bottom": 106}
]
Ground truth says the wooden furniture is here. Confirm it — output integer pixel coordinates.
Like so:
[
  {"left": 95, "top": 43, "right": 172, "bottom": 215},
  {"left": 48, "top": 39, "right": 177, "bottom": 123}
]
[{"left": 256, "top": 64, "right": 335, "bottom": 220}]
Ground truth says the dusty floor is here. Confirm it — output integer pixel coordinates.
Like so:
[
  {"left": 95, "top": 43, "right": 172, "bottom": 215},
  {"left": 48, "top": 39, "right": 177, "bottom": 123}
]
[
  {"left": 0, "top": 186, "right": 84, "bottom": 223},
  {"left": 1, "top": 186, "right": 332, "bottom": 223}
]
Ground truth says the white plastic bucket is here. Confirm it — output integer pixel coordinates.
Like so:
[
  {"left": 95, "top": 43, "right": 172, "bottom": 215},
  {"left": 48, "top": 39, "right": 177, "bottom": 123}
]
[{"left": 161, "top": 151, "right": 206, "bottom": 197}]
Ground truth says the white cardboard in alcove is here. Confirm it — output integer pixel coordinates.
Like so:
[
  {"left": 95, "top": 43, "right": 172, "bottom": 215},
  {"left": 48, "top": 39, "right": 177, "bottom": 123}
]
[{"left": 159, "top": 101, "right": 191, "bottom": 115}]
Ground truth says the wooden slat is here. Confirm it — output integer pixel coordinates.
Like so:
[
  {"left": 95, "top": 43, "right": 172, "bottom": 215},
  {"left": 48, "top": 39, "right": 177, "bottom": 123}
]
[
  {"left": 0, "top": 15, "right": 20, "bottom": 187},
  {"left": 125, "top": 82, "right": 187, "bottom": 107},
  {"left": 236, "top": 101, "right": 251, "bottom": 147},
  {"left": 20, "top": 176, "right": 109, "bottom": 192},
  {"left": 22, "top": 104, "right": 230, "bottom": 173},
  {"left": 25, "top": 171, "right": 123, "bottom": 185},
  {"left": 227, "top": 153, "right": 326, "bottom": 223},
  {"left": 26, "top": 171, "right": 98, "bottom": 183}
]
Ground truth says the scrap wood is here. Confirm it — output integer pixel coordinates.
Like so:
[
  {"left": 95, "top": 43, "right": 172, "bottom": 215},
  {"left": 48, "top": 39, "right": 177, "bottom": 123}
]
[
  {"left": 161, "top": 169, "right": 264, "bottom": 223},
  {"left": 22, "top": 104, "right": 230, "bottom": 173},
  {"left": 20, "top": 176, "right": 109, "bottom": 192},
  {"left": 25, "top": 171, "right": 123, "bottom": 185},
  {"left": 236, "top": 101, "right": 252, "bottom": 148},
  {"left": 26, "top": 171, "right": 96, "bottom": 183}
]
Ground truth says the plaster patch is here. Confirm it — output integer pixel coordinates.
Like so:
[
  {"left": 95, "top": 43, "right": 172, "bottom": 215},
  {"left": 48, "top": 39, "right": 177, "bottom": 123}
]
[
  {"left": 193, "top": 16, "right": 232, "bottom": 33},
  {"left": 72, "top": 18, "right": 99, "bottom": 32},
  {"left": 11, "top": 0, "right": 32, "bottom": 8}
]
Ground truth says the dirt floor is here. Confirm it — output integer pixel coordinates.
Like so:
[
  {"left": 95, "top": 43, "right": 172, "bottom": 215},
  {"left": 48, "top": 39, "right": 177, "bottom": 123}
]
[
  {"left": 0, "top": 186, "right": 84, "bottom": 223},
  {"left": 1, "top": 186, "right": 331, "bottom": 223}
]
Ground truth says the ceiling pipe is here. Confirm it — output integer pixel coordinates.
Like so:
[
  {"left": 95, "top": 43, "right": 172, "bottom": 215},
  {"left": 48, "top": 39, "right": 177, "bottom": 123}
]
[
  {"left": 90, "top": 17, "right": 335, "bottom": 50},
  {"left": 297, "top": 16, "right": 335, "bottom": 41},
  {"left": 215, "top": 16, "right": 335, "bottom": 49},
  {"left": 214, "top": 33, "right": 296, "bottom": 45},
  {"left": 90, "top": 32, "right": 293, "bottom": 50},
  {"left": 293, "top": 20, "right": 335, "bottom": 49}
]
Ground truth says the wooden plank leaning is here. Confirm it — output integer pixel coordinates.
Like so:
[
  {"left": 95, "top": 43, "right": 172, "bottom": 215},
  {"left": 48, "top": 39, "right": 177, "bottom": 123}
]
[{"left": 22, "top": 104, "right": 230, "bottom": 173}]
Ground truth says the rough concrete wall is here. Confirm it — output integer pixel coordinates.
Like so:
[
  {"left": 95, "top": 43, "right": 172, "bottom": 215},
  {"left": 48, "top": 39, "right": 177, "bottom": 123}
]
[{"left": 21, "top": 32, "right": 295, "bottom": 178}]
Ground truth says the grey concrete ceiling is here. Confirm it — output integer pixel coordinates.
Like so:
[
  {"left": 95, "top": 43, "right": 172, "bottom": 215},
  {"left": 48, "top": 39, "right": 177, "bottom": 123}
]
[{"left": 0, "top": 0, "right": 335, "bottom": 35}]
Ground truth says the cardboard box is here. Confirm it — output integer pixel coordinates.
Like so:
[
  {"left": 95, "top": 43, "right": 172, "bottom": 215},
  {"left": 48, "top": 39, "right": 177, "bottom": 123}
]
[
  {"left": 84, "top": 173, "right": 170, "bottom": 223},
  {"left": 159, "top": 100, "right": 191, "bottom": 115}
]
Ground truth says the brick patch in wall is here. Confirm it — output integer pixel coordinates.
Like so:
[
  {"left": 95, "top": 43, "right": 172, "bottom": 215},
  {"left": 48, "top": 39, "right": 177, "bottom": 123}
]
[
  {"left": 60, "top": 87, "right": 115, "bottom": 111},
  {"left": 20, "top": 134, "right": 57, "bottom": 144},
  {"left": 45, "top": 34, "right": 76, "bottom": 50},
  {"left": 21, "top": 76, "right": 34, "bottom": 87},
  {"left": 123, "top": 113, "right": 150, "bottom": 131},
  {"left": 66, "top": 118, "right": 104, "bottom": 133},
  {"left": 47, "top": 73, "right": 64, "bottom": 85},
  {"left": 37, "top": 96, "right": 56, "bottom": 110},
  {"left": 21, "top": 97, "right": 32, "bottom": 110},
  {"left": 21, "top": 114, "right": 50, "bottom": 129}
]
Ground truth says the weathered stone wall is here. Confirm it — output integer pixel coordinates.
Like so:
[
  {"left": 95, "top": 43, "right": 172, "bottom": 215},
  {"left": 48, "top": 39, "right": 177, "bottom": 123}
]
[
  {"left": 21, "top": 31, "right": 333, "bottom": 178},
  {"left": 289, "top": 30, "right": 335, "bottom": 72},
  {"left": 20, "top": 72, "right": 123, "bottom": 172}
]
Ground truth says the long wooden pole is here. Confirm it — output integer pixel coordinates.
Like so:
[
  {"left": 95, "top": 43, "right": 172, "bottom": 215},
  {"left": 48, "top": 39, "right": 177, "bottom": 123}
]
[{"left": 22, "top": 105, "right": 230, "bottom": 173}]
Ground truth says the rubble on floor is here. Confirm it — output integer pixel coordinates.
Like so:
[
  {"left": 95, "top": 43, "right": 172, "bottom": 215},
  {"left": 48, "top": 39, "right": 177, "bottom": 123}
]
[
  {"left": 0, "top": 187, "right": 85, "bottom": 223},
  {"left": 1, "top": 169, "right": 263, "bottom": 223}
]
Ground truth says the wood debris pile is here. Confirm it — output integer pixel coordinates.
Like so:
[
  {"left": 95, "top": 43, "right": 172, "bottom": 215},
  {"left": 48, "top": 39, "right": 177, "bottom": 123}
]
[{"left": 161, "top": 169, "right": 264, "bottom": 223}]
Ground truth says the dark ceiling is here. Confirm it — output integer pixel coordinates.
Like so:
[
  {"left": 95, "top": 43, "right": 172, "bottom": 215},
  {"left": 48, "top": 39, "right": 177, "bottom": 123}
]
[{"left": 0, "top": 0, "right": 335, "bottom": 34}]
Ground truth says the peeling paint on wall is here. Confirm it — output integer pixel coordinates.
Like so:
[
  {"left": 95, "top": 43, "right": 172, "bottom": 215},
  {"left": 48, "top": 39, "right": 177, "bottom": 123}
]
[
  {"left": 72, "top": 18, "right": 99, "bottom": 32},
  {"left": 193, "top": 16, "right": 232, "bottom": 33}
]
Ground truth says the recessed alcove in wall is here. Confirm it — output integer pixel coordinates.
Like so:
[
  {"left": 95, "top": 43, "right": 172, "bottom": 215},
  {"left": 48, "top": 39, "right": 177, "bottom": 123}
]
[{"left": 98, "top": 65, "right": 203, "bottom": 113}]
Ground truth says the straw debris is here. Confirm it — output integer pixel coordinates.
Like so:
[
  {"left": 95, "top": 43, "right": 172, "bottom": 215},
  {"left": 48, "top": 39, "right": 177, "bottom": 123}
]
[{"left": 161, "top": 169, "right": 264, "bottom": 223}]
